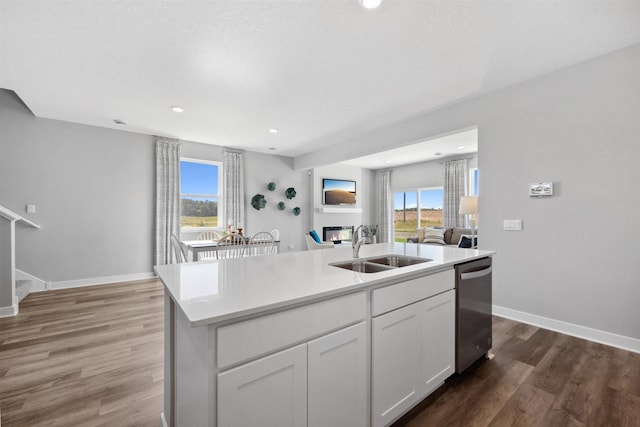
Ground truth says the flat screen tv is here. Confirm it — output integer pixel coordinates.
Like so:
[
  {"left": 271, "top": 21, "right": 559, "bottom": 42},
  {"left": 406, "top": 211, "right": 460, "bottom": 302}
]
[{"left": 323, "top": 178, "right": 356, "bottom": 205}]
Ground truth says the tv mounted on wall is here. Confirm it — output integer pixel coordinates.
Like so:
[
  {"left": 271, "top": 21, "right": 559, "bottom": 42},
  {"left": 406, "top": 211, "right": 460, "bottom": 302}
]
[{"left": 322, "top": 178, "right": 356, "bottom": 205}]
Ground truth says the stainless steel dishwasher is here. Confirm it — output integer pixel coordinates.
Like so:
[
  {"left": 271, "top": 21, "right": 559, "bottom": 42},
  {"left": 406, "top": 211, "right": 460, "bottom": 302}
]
[{"left": 455, "top": 257, "right": 492, "bottom": 373}]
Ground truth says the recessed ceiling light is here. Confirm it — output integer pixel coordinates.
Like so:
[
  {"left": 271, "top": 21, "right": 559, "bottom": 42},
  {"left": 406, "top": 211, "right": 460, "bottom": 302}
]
[
  {"left": 359, "top": 0, "right": 382, "bottom": 9},
  {"left": 384, "top": 160, "right": 391, "bottom": 164},
  {"left": 268, "top": 147, "right": 276, "bottom": 151},
  {"left": 171, "top": 106, "right": 184, "bottom": 113},
  {"left": 269, "top": 128, "right": 279, "bottom": 134},
  {"left": 113, "top": 119, "right": 127, "bottom": 125},
  {"left": 434, "top": 152, "right": 442, "bottom": 156},
  {"left": 457, "top": 146, "right": 465, "bottom": 149}
]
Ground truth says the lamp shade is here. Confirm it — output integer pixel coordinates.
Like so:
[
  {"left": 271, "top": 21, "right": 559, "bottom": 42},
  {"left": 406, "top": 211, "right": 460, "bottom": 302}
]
[{"left": 459, "top": 196, "right": 478, "bottom": 215}]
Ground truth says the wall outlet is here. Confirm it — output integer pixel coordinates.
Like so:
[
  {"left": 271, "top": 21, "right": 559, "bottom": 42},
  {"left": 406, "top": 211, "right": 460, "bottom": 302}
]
[
  {"left": 26, "top": 204, "right": 36, "bottom": 214},
  {"left": 503, "top": 219, "right": 522, "bottom": 231}
]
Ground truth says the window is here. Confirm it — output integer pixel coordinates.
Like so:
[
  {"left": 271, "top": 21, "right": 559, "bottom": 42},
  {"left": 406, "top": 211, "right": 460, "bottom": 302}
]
[
  {"left": 180, "top": 159, "right": 222, "bottom": 229},
  {"left": 394, "top": 188, "right": 443, "bottom": 242},
  {"left": 469, "top": 168, "right": 479, "bottom": 196}
]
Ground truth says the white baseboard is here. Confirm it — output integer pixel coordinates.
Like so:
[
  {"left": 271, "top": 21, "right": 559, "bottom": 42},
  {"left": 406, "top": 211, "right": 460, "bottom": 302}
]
[
  {"left": 493, "top": 305, "right": 640, "bottom": 354},
  {"left": 50, "top": 272, "right": 157, "bottom": 290},
  {"left": 0, "top": 302, "right": 18, "bottom": 318},
  {"left": 160, "top": 412, "right": 168, "bottom": 427},
  {"left": 15, "top": 269, "right": 50, "bottom": 291}
]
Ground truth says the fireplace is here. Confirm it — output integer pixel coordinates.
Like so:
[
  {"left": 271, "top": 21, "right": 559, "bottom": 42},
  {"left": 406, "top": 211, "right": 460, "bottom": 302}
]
[{"left": 322, "top": 226, "right": 354, "bottom": 243}]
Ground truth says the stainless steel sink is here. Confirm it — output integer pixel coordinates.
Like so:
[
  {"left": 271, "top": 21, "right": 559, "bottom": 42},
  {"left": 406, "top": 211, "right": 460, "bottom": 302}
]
[
  {"left": 330, "top": 255, "right": 431, "bottom": 273},
  {"left": 366, "top": 255, "right": 431, "bottom": 267},
  {"left": 329, "top": 260, "right": 395, "bottom": 273}
]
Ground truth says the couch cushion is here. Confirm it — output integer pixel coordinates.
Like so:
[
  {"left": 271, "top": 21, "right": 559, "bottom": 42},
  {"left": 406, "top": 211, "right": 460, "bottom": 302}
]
[
  {"left": 450, "top": 228, "right": 472, "bottom": 245},
  {"left": 422, "top": 227, "right": 446, "bottom": 245},
  {"left": 309, "top": 229, "right": 322, "bottom": 243},
  {"left": 458, "top": 235, "right": 477, "bottom": 248}
]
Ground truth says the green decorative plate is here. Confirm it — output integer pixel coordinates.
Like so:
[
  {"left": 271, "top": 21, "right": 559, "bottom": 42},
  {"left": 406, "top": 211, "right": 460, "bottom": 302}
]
[
  {"left": 292, "top": 207, "right": 301, "bottom": 216},
  {"left": 251, "top": 194, "right": 266, "bottom": 210},
  {"left": 267, "top": 182, "right": 276, "bottom": 191},
  {"left": 277, "top": 201, "right": 285, "bottom": 210},
  {"left": 285, "top": 187, "right": 296, "bottom": 199}
]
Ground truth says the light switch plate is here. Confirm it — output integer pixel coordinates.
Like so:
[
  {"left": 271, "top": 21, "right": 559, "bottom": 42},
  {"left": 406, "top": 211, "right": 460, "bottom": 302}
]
[
  {"left": 26, "top": 204, "right": 36, "bottom": 214},
  {"left": 504, "top": 219, "right": 522, "bottom": 231}
]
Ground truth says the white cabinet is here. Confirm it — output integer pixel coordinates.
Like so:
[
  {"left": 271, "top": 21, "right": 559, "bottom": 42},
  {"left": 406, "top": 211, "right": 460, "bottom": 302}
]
[
  {"left": 372, "top": 302, "right": 422, "bottom": 427},
  {"left": 218, "top": 344, "right": 308, "bottom": 427},
  {"left": 419, "top": 290, "right": 455, "bottom": 396},
  {"left": 372, "top": 289, "right": 455, "bottom": 427},
  {"left": 218, "top": 322, "right": 367, "bottom": 427},
  {"left": 308, "top": 322, "right": 368, "bottom": 427}
]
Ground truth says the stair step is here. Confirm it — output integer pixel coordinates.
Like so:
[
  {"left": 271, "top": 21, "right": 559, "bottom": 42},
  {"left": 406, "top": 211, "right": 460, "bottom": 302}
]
[{"left": 16, "top": 279, "right": 33, "bottom": 303}]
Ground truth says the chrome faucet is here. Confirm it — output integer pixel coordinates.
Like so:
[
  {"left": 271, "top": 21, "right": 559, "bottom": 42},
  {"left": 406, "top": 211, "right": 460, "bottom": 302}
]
[{"left": 352, "top": 225, "right": 371, "bottom": 258}]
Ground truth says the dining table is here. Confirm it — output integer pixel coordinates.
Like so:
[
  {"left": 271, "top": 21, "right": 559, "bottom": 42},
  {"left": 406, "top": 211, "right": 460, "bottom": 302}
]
[{"left": 182, "top": 238, "right": 280, "bottom": 262}]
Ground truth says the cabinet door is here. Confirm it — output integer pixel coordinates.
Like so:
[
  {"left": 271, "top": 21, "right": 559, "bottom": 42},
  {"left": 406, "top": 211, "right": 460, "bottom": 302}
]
[
  {"left": 308, "top": 322, "right": 367, "bottom": 427},
  {"left": 420, "top": 289, "right": 455, "bottom": 396},
  {"left": 372, "top": 303, "right": 422, "bottom": 427},
  {"left": 217, "top": 344, "right": 307, "bottom": 427}
]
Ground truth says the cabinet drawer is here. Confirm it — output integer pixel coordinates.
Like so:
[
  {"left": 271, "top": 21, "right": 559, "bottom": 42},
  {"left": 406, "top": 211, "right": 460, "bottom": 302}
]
[
  {"left": 372, "top": 269, "right": 454, "bottom": 317},
  {"left": 217, "top": 292, "right": 366, "bottom": 369}
]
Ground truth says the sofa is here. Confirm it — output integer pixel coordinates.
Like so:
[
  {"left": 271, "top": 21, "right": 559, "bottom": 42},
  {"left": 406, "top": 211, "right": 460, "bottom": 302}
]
[{"left": 407, "top": 227, "right": 473, "bottom": 247}]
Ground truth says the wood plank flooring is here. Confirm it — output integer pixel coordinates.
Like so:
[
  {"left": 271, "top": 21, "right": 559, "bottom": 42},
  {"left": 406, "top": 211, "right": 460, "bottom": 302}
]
[
  {"left": 2, "top": 279, "right": 639, "bottom": 426},
  {"left": 0, "top": 279, "right": 164, "bottom": 426},
  {"left": 394, "top": 316, "right": 640, "bottom": 427}
]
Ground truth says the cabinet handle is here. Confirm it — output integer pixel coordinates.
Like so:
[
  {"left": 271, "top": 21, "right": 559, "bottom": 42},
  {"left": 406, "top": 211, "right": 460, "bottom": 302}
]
[{"left": 460, "top": 266, "right": 492, "bottom": 281}]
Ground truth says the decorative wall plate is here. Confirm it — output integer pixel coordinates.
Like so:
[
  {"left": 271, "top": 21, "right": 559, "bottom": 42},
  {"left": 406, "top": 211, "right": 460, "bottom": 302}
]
[
  {"left": 292, "top": 207, "right": 301, "bottom": 216},
  {"left": 277, "top": 201, "right": 285, "bottom": 210},
  {"left": 267, "top": 182, "right": 276, "bottom": 191},
  {"left": 251, "top": 194, "right": 267, "bottom": 210},
  {"left": 285, "top": 187, "right": 296, "bottom": 199}
]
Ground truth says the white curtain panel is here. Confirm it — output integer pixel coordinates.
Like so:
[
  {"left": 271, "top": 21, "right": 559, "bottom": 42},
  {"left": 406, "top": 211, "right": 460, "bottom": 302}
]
[
  {"left": 155, "top": 138, "right": 181, "bottom": 265},
  {"left": 224, "top": 150, "right": 245, "bottom": 230},
  {"left": 376, "top": 170, "right": 393, "bottom": 243},
  {"left": 443, "top": 159, "right": 469, "bottom": 227}
]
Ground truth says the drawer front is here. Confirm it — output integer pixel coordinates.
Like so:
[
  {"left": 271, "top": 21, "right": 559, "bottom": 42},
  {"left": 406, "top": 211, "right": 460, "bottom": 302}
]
[
  {"left": 217, "top": 292, "right": 366, "bottom": 369},
  {"left": 372, "top": 269, "right": 454, "bottom": 317}
]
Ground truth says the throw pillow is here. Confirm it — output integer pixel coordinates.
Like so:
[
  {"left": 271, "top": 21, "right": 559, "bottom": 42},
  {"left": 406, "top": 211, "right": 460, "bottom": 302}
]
[
  {"left": 309, "top": 229, "right": 322, "bottom": 244},
  {"left": 422, "top": 227, "right": 446, "bottom": 245},
  {"left": 458, "top": 235, "right": 477, "bottom": 248}
]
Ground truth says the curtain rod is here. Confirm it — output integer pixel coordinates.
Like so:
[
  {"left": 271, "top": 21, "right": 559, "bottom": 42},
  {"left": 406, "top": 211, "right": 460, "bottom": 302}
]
[{"left": 438, "top": 155, "right": 475, "bottom": 164}]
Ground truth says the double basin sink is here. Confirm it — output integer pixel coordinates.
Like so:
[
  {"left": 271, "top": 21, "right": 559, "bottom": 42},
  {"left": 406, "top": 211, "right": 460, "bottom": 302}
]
[{"left": 330, "top": 254, "right": 431, "bottom": 273}]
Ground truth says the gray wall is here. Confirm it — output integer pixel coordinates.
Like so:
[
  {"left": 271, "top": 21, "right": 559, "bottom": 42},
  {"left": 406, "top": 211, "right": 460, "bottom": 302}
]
[
  {"left": 391, "top": 155, "right": 478, "bottom": 192},
  {"left": 296, "top": 43, "right": 640, "bottom": 342},
  {"left": 0, "top": 89, "right": 155, "bottom": 282}
]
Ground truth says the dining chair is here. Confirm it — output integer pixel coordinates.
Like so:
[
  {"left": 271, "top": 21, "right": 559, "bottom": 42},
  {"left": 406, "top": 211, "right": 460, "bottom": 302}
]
[
  {"left": 197, "top": 230, "right": 223, "bottom": 260},
  {"left": 215, "top": 234, "right": 247, "bottom": 259},
  {"left": 171, "top": 234, "right": 189, "bottom": 263},
  {"left": 270, "top": 229, "right": 280, "bottom": 241},
  {"left": 248, "top": 231, "right": 277, "bottom": 256}
]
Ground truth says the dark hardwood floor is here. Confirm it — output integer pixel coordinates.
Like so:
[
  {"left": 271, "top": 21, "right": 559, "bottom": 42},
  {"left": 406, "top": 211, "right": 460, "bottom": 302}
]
[
  {"left": 1, "top": 279, "right": 639, "bottom": 426},
  {"left": 395, "top": 316, "right": 640, "bottom": 427}
]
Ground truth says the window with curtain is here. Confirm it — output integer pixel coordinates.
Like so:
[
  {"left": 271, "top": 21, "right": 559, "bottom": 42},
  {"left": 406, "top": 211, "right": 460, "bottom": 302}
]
[{"left": 180, "top": 158, "right": 223, "bottom": 230}]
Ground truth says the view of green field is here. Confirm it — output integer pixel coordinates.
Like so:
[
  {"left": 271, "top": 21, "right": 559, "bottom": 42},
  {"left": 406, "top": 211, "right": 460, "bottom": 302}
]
[
  {"left": 394, "top": 209, "right": 443, "bottom": 242},
  {"left": 181, "top": 215, "right": 218, "bottom": 228}
]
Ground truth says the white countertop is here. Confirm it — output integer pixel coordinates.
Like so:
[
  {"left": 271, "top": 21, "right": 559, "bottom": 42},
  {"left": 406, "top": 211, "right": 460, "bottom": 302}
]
[{"left": 154, "top": 242, "right": 495, "bottom": 326}]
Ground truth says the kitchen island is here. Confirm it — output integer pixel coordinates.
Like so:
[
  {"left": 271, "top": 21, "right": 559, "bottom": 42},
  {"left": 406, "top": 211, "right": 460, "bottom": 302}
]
[{"left": 155, "top": 242, "right": 495, "bottom": 427}]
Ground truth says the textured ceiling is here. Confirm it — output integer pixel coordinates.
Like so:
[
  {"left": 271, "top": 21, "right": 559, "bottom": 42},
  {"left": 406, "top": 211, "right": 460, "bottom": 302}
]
[{"left": 2, "top": 1, "right": 640, "bottom": 160}]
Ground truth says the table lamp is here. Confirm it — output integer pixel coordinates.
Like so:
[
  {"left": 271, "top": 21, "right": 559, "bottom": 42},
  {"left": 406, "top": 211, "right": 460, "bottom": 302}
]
[{"left": 459, "top": 196, "right": 478, "bottom": 248}]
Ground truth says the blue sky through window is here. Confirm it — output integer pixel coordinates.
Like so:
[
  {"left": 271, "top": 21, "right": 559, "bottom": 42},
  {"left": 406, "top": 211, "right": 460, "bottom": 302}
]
[
  {"left": 394, "top": 189, "right": 443, "bottom": 210},
  {"left": 180, "top": 161, "right": 219, "bottom": 197}
]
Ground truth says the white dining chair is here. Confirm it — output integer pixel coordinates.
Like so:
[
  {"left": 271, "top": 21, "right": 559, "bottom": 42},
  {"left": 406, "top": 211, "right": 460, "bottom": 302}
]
[
  {"left": 215, "top": 234, "right": 247, "bottom": 259},
  {"left": 248, "top": 231, "right": 277, "bottom": 256},
  {"left": 171, "top": 234, "right": 189, "bottom": 263},
  {"left": 197, "top": 230, "right": 223, "bottom": 260},
  {"left": 270, "top": 229, "right": 280, "bottom": 241}
]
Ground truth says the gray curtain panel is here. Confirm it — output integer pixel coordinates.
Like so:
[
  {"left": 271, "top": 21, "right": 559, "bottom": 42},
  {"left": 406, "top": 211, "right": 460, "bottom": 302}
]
[
  {"left": 155, "top": 138, "right": 181, "bottom": 265},
  {"left": 224, "top": 150, "right": 245, "bottom": 231},
  {"left": 376, "top": 170, "right": 393, "bottom": 243},
  {"left": 443, "top": 159, "right": 468, "bottom": 227}
]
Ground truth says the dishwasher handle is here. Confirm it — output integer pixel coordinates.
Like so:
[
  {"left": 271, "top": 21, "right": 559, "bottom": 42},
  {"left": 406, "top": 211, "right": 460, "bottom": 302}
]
[{"left": 460, "top": 266, "right": 492, "bottom": 281}]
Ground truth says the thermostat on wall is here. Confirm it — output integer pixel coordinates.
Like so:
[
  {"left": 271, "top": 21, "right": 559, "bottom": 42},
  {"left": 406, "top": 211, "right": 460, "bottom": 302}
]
[{"left": 529, "top": 182, "right": 553, "bottom": 197}]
